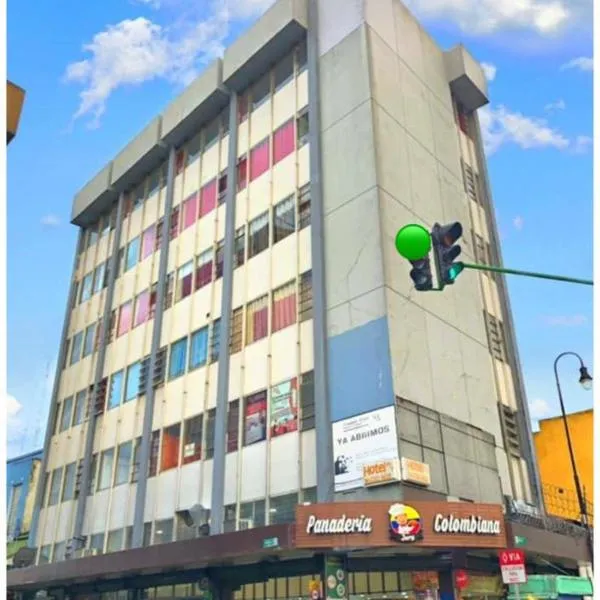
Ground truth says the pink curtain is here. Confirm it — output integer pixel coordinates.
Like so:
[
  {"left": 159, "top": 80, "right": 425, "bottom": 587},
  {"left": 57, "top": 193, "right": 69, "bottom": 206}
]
[
  {"left": 199, "top": 180, "right": 217, "bottom": 218},
  {"left": 249, "top": 140, "right": 270, "bottom": 182},
  {"left": 253, "top": 306, "right": 269, "bottom": 340},
  {"left": 237, "top": 158, "right": 248, "bottom": 191},
  {"left": 141, "top": 227, "right": 156, "bottom": 260},
  {"left": 273, "top": 120, "right": 295, "bottom": 165},
  {"left": 195, "top": 261, "right": 213, "bottom": 290},
  {"left": 134, "top": 291, "right": 150, "bottom": 326},
  {"left": 272, "top": 293, "right": 297, "bottom": 332},
  {"left": 182, "top": 193, "right": 198, "bottom": 229},
  {"left": 117, "top": 302, "right": 133, "bottom": 337},
  {"left": 181, "top": 273, "right": 193, "bottom": 298}
]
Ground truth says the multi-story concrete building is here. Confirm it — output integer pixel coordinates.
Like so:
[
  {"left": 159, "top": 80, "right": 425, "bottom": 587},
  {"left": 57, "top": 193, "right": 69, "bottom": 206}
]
[
  {"left": 7, "top": 450, "right": 43, "bottom": 542},
  {"left": 9, "top": 0, "right": 591, "bottom": 598}
]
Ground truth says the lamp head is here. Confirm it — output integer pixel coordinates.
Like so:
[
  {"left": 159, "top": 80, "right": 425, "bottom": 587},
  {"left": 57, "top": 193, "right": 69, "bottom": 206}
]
[{"left": 579, "top": 366, "right": 593, "bottom": 391}]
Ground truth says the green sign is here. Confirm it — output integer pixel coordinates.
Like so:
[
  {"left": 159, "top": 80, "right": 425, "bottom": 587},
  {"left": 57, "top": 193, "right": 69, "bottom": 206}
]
[
  {"left": 514, "top": 535, "right": 527, "bottom": 547},
  {"left": 324, "top": 555, "right": 347, "bottom": 600},
  {"left": 262, "top": 537, "right": 279, "bottom": 549}
]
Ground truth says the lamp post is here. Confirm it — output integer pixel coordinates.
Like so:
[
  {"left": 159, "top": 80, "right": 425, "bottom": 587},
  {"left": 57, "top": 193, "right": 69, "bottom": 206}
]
[{"left": 553, "top": 351, "right": 594, "bottom": 564}]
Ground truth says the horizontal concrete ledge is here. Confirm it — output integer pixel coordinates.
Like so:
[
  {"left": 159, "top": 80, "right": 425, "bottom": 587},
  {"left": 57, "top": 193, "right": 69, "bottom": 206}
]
[{"left": 443, "top": 44, "right": 489, "bottom": 112}]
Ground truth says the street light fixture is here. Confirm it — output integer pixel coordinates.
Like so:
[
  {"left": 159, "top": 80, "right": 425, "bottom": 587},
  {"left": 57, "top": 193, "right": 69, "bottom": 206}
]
[{"left": 553, "top": 351, "right": 593, "bottom": 565}]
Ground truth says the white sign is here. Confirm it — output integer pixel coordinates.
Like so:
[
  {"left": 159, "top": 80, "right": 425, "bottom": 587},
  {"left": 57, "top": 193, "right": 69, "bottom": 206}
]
[
  {"left": 332, "top": 406, "right": 399, "bottom": 492},
  {"left": 306, "top": 514, "right": 373, "bottom": 534},
  {"left": 433, "top": 514, "right": 502, "bottom": 535},
  {"left": 500, "top": 565, "right": 527, "bottom": 585}
]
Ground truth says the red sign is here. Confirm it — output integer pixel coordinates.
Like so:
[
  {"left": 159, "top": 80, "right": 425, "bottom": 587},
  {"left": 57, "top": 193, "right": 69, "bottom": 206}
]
[
  {"left": 455, "top": 570, "right": 469, "bottom": 590},
  {"left": 499, "top": 549, "right": 525, "bottom": 566}
]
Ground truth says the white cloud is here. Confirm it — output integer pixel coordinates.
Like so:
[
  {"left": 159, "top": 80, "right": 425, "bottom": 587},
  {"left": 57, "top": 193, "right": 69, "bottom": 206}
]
[
  {"left": 405, "top": 0, "right": 577, "bottom": 34},
  {"left": 132, "top": 0, "right": 162, "bottom": 7},
  {"left": 573, "top": 135, "right": 593, "bottom": 154},
  {"left": 541, "top": 314, "right": 588, "bottom": 326},
  {"left": 544, "top": 98, "right": 566, "bottom": 112},
  {"left": 7, "top": 394, "right": 22, "bottom": 419},
  {"left": 512, "top": 215, "right": 524, "bottom": 230},
  {"left": 529, "top": 397, "right": 552, "bottom": 420},
  {"left": 561, "top": 56, "right": 593, "bottom": 71},
  {"left": 481, "top": 62, "right": 497, "bottom": 81},
  {"left": 40, "top": 214, "right": 61, "bottom": 227}
]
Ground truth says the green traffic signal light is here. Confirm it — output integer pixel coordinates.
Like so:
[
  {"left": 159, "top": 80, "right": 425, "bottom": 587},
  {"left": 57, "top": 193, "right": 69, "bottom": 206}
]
[{"left": 447, "top": 262, "right": 465, "bottom": 282}]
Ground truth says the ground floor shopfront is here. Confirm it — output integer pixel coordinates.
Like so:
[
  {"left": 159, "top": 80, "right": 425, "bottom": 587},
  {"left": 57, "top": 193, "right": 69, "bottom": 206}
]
[{"left": 7, "top": 501, "right": 590, "bottom": 600}]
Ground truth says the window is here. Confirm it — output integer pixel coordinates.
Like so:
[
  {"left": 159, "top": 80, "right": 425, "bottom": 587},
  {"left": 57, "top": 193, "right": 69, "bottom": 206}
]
[
  {"left": 189, "top": 327, "right": 209, "bottom": 370},
  {"left": 48, "top": 467, "right": 63, "bottom": 506},
  {"left": 204, "top": 118, "right": 219, "bottom": 150},
  {"left": 97, "top": 448, "right": 114, "bottom": 491},
  {"left": 273, "top": 195, "right": 296, "bottom": 243},
  {"left": 133, "top": 183, "right": 145, "bottom": 211},
  {"left": 115, "top": 441, "right": 132, "bottom": 486},
  {"left": 249, "top": 139, "right": 270, "bottom": 182},
  {"left": 300, "top": 371, "right": 315, "bottom": 431},
  {"left": 148, "top": 168, "right": 160, "bottom": 197},
  {"left": 89, "top": 533, "right": 105, "bottom": 554},
  {"left": 87, "top": 454, "right": 97, "bottom": 496},
  {"left": 117, "top": 301, "right": 133, "bottom": 337},
  {"left": 142, "top": 522, "right": 152, "bottom": 547},
  {"left": 218, "top": 172, "right": 227, "bottom": 204},
  {"left": 243, "top": 391, "right": 267, "bottom": 446},
  {"left": 125, "top": 237, "right": 140, "bottom": 271},
  {"left": 234, "top": 227, "right": 245, "bottom": 268},
  {"left": 154, "top": 519, "right": 174, "bottom": 545},
  {"left": 238, "top": 93, "right": 249, "bottom": 123},
  {"left": 164, "top": 273, "right": 174, "bottom": 309},
  {"left": 209, "top": 319, "right": 221, "bottom": 363},
  {"left": 252, "top": 73, "right": 271, "bottom": 110},
  {"left": 274, "top": 53, "right": 294, "bottom": 91},
  {"left": 187, "top": 134, "right": 201, "bottom": 165},
  {"left": 134, "top": 290, "right": 150, "bottom": 327},
  {"left": 273, "top": 119, "right": 295, "bottom": 164},
  {"left": 484, "top": 311, "right": 507, "bottom": 362},
  {"left": 199, "top": 179, "right": 217, "bottom": 217},
  {"left": 462, "top": 161, "right": 478, "bottom": 203},
  {"left": 227, "top": 400, "right": 240, "bottom": 452},
  {"left": 141, "top": 226, "right": 156, "bottom": 260},
  {"left": 52, "top": 402, "right": 61, "bottom": 435},
  {"left": 297, "top": 108, "right": 309, "bottom": 147},
  {"left": 472, "top": 231, "right": 492, "bottom": 267},
  {"left": 297, "top": 40, "right": 307, "bottom": 73},
  {"left": 155, "top": 219, "right": 164, "bottom": 250},
  {"left": 7, "top": 484, "right": 22, "bottom": 538},
  {"left": 87, "top": 224, "right": 99, "bottom": 248},
  {"left": 169, "top": 337, "right": 188, "bottom": 379},
  {"left": 456, "top": 102, "right": 469, "bottom": 135},
  {"left": 205, "top": 409, "right": 216, "bottom": 459},
  {"left": 302, "top": 487, "right": 317, "bottom": 504},
  {"left": 298, "top": 184, "right": 311, "bottom": 229},
  {"left": 93, "top": 262, "right": 106, "bottom": 294},
  {"left": 73, "top": 390, "right": 86, "bottom": 425},
  {"left": 161, "top": 424, "right": 181, "bottom": 471},
  {"left": 131, "top": 437, "right": 141, "bottom": 482},
  {"left": 240, "top": 499, "right": 266, "bottom": 528},
  {"left": 195, "top": 249, "right": 213, "bottom": 290},
  {"left": 125, "top": 362, "right": 141, "bottom": 401},
  {"left": 176, "top": 149, "right": 185, "bottom": 174},
  {"left": 83, "top": 323, "right": 96, "bottom": 358},
  {"left": 246, "top": 295, "right": 268, "bottom": 344},
  {"left": 170, "top": 206, "right": 180, "bottom": 240},
  {"left": 215, "top": 240, "right": 225, "bottom": 279},
  {"left": 53, "top": 541, "right": 66, "bottom": 563},
  {"left": 237, "top": 156, "right": 248, "bottom": 191},
  {"left": 182, "top": 414, "right": 203, "bottom": 464},
  {"left": 107, "top": 529, "right": 124, "bottom": 553},
  {"left": 248, "top": 212, "right": 269, "bottom": 258},
  {"left": 108, "top": 371, "right": 123, "bottom": 410},
  {"left": 71, "top": 281, "right": 79, "bottom": 309},
  {"left": 149, "top": 284, "right": 158, "bottom": 319},
  {"left": 299, "top": 270, "right": 313, "bottom": 322},
  {"left": 62, "top": 462, "right": 76, "bottom": 501},
  {"left": 176, "top": 261, "right": 194, "bottom": 301},
  {"left": 148, "top": 430, "right": 161, "bottom": 477},
  {"left": 230, "top": 307, "right": 243, "bottom": 354},
  {"left": 269, "top": 493, "right": 298, "bottom": 525},
  {"left": 182, "top": 193, "right": 198, "bottom": 229},
  {"left": 116, "top": 248, "right": 125, "bottom": 277},
  {"left": 70, "top": 331, "right": 83, "bottom": 365},
  {"left": 221, "top": 108, "right": 229, "bottom": 136},
  {"left": 38, "top": 545, "right": 51, "bottom": 565},
  {"left": 60, "top": 396, "right": 73, "bottom": 432},
  {"left": 272, "top": 281, "right": 297, "bottom": 332}
]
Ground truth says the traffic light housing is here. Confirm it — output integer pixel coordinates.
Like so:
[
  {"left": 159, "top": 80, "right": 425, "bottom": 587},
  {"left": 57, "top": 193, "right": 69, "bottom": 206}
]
[
  {"left": 431, "top": 222, "right": 464, "bottom": 287},
  {"left": 409, "top": 257, "right": 434, "bottom": 291}
]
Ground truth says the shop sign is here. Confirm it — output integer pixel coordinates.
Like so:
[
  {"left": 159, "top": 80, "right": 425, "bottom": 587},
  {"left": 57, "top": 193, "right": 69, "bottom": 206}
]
[
  {"left": 363, "top": 460, "right": 400, "bottom": 487},
  {"left": 324, "top": 555, "right": 348, "bottom": 600},
  {"left": 433, "top": 513, "right": 502, "bottom": 535},
  {"left": 401, "top": 457, "right": 431, "bottom": 486},
  {"left": 306, "top": 514, "right": 373, "bottom": 534},
  {"left": 388, "top": 503, "right": 424, "bottom": 543}
]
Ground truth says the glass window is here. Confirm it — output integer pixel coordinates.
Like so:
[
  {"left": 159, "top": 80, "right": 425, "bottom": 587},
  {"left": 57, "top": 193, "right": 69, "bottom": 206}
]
[
  {"left": 48, "top": 467, "right": 63, "bottom": 506},
  {"left": 149, "top": 430, "right": 161, "bottom": 477},
  {"left": 272, "top": 280, "right": 297, "bottom": 333},
  {"left": 117, "top": 301, "right": 133, "bottom": 337},
  {"left": 141, "top": 226, "right": 156, "bottom": 260},
  {"left": 187, "top": 133, "right": 201, "bottom": 165},
  {"left": 204, "top": 118, "right": 219, "bottom": 150},
  {"left": 133, "top": 183, "right": 145, "bottom": 210},
  {"left": 182, "top": 193, "right": 198, "bottom": 229},
  {"left": 143, "top": 522, "right": 152, "bottom": 547},
  {"left": 70, "top": 331, "right": 83, "bottom": 365},
  {"left": 38, "top": 545, "right": 51, "bottom": 565},
  {"left": 252, "top": 73, "right": 271, "bottom": 110},
  {"left": 125, "top": 237, "right": 140, "bottom": 271},
  {"left": 194, "top": 250, "right": 213, "bottom": 290},
  {"left": 88, "top": 454, "right": 97, "bottom": 496},
  {"left": 246, "top": 295, "right": 269, "bottom": 344},
  {"left": 205, "top": 409, "right": 216, "bottom": 460},
  {"left": 134, "top": 289, "right": 150, "bottom": 327},
  {"left": 177, "top": 261, "right": 194, "bottom": 301},
  {"left": 108, "top": 371, "right": 124, "bottom": 410},
  {"left": 182, "top": 415, "right": 203, "bottom": 464},
  {"left": 199, "top": 179, "right": 217, "bottom": 217},
  {"left": 161, "top": 424, "right": 181, "bottom": 471},
  {"left": 234, "top": 227, "right": 245, "bottom": 268},
  {"left": 80, "top": 273, "right": 93, "bottom": 303},
  {"left": 269, "top": 493, "right": 298, "bottom": 524},
  {"left": 237, "top": 156, "right": 248, "bottom": 191},
  {"left": 249, "top": 139, "right": 270, "bottom": 182},
  {"left": 230, "top": 307, "right": 243, "bottom": 354},
  {"left": 209, "top": 319, "right": 221, "bottom": 363},
  {"left": 227, "top": 400, "right": 239, "bottom": 453},
  {"left": 273, "top": 195, "right": 296, "bottom": 243},
  {"left": 60, "top": 396, "right": 73, "bottom": 432},
  {"left": 148, "top": 168, "right": 160, "bottom": 197},
  {"left": 130, "top": 437, "right": 141, "bottom": 483},
  {"left": 297, "top": 108, "right": 309, "bottom": 147},
  {"left": 169, "top": 337, "right": 188, "bottom": 379},
  {"left": 273, "top": 120, "right": 295, "bottom": 164},
  {"left": 215, "top": 240, "right": 225, "bottom": 279},
  {"left": 274, "top": 53, "right": 294, "bottom": 91},
  {"left": 248, "top": 212, "right": 269, "bottom": 258},
  {"left": 189, "top": 327, "right": 209, "bottom": 370},
  {"left": 300, "top": 371, "right": 315, "bottom": 431},
  {"left": 170, "top": 206, "right": 180, "bottom": 240},
  {"left": 298, "top": 184, "right": 311, "bottom": 229},
  {"left": 154, "top": 519, "right": 174, "bottom": 545},
  {"left": 83, "top": 323, "right": 96, "bottom": 358},
  {"left": 89, "top": 532, "right": 105, "bottom": 554},
  {"left": 93, "top": 262, "right": 106, "bottom": 294},
  {"left": 240, "top": 499, "right": 266, "bottom": 528},
  {"left": 218, "top": 172, "right": 227, "bottom": 204},
  {"left": 115, "top": 441, "right": 132, "bottom": 486},
  {"left": 106, "top": 529, "right": 124, "bottom": 553},
  {"left": 125, "top": 362, "right": 141, "bottom": 402},
  {"left": 52, "top": 541, "right": 66, "bottom": 563},
  {"left": 62, "top": 462, "right": 76, "bottom": 501},
  {"left": 73, "top": 390, "right": 86, "bottom": 425},
  {"left": 297, "top": 40, "right": 307, "bottom": 73},
  {"left": 97, "top": 448, "right": 115, "bottom": 491},
  {"left": 243, "top": 390, "right": 267, "bottom": 446},
  {"left": 299, "top": 270, "right": 313, "bottom": 322}
]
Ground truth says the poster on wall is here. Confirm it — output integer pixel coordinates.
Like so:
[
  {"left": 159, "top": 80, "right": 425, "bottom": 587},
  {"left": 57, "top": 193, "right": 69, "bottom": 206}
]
[
  {"left": 332, "top": 406, "right": 399, "bottom": 492},
  {"left": 244, "top": 391, "right": 267, "bottom": 445},
  {"left": 270, "top": 378, "right": 298, "bottom": 438}
]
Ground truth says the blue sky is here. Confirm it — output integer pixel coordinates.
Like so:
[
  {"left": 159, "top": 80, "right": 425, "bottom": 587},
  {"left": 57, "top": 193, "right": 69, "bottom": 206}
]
[{"left": 6, "top": 0, "right": 593, "bottom": 458}]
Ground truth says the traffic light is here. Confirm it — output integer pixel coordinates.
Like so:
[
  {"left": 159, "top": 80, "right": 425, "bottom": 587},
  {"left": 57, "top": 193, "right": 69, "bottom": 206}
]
[
  {"left": 431, "top": 222, "right": 464, "bottom": 287},
  {"left": 409, "top": 257, "right": 434, "bottom": 291}
]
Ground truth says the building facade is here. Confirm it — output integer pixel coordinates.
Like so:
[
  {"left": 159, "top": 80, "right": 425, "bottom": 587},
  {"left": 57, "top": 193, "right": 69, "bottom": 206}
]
[
  {"left": 10, "top": 0, "right": 590, "bottom": 598},
  {"left": 7, "top": 80, "right": 25, "bottom": 144},
  {"left": 534, "top": 409, "right": 594, "bottom": 524}
]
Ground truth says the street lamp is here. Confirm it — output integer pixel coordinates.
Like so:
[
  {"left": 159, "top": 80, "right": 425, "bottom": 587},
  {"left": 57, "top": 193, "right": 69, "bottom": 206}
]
[{"left": 553, "top": 351, "right": 593, "bottom": 564}]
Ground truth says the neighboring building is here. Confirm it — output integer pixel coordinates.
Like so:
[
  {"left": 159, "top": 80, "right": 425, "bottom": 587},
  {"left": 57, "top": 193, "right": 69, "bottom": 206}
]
[
  {"left": 10, "top": 0, "right": 590, "bottom": 597},
  {"left": 7, "top": 80, "right": 25, "bottom": 144},
  {"left": 534, "top": 409, "right": 594, "bottom": 524},
  {"left": 7, "top": 450, "right": 43, "bottom": 565}
]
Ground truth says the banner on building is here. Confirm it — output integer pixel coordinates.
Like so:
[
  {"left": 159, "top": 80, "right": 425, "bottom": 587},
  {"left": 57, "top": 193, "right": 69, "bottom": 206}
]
[
  {"left": 244, "top": 391, "right": 267, "bottom": 445},
  {"left": 270, "top": 378, "right": 298, "bottom": 438},
  {"left": 332, "top": 406, "right": 399, "bottom": 492}
]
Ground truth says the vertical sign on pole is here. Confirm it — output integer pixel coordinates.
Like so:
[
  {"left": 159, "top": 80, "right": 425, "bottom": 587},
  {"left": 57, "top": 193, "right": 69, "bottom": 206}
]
[
  {"left": 499, "top": 549, "right": 527, "bottom": 600},
  {"left": 324, "top": 555, "right": 348, "bottom": 600}
]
